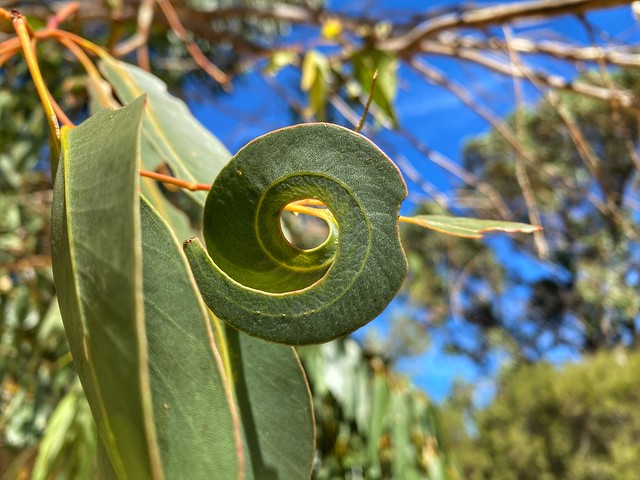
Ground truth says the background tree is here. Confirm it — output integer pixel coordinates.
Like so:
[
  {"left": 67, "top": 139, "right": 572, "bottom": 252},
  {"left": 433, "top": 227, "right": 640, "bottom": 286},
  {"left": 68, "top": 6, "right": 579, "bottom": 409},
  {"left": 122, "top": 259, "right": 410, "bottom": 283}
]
[
  {"left": 403, "top": 69, "right": 640, "bottom": 363},
  {"left": 446, "top": 348, "right": 640, "bottom": 480}
]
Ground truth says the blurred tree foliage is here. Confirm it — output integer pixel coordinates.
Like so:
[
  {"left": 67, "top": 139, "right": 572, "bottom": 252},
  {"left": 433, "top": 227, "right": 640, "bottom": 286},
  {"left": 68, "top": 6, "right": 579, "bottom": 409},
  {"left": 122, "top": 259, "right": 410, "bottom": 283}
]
[
  {"left": 448, "top": 348, "right": 640, "bottom": 480},
  {"left": 0, "top": 65, "right": 78, "bottom": 472},
  {"left": 300, "top": 339, "right": 460, "bottom": 480},
  {"left": 403, "top": 69, "right": 640, "bottom": 364}
]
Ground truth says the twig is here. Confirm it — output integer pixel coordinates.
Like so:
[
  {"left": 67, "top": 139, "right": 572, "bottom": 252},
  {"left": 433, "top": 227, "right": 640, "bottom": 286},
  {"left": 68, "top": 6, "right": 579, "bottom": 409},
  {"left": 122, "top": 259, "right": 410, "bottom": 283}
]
[
  {"left": 378, "top": 0, "right": 634, "bottom": 54},
  {"left": 504, "top": 26, "right": 549, "bottom": 258},
  {"left": 418, "top": 40, "right": 640, "bottom": 112},
  {"left": 36, "top": 28, "right": 106, "bottom": 56},
  {"left": 0, "top": 7, "right": 12, "bottom": 22},
  {"left": 397, "top": 127, "right": 514, "bottom": 220},
  {"left": 46, "top": 1, "right": 79, "bottom": 29},
  {"left": 140, "top": 169, "right": 210, "bottom": 192},
  {"left": 356, "top": 69, "right": 378, "bottom": 133},
  {"left": 155, "top": 0, "right": 232, "bottom": 90},
  {"left": 113, "top": 0, "right": 155, "bottom": 71},
  {"left": 47, "top": 90, "right": 74, "bottom": 127},
  {"left": 0, "top": 37, "right": 20, "bottom": 65},
  {"left": 410, "top": 59, "right": 576, "bottom": 194},
  {"left": 548, "top": 91, "right": 638, "bottom": 239},
  {"left": 58, "top": 36, "right": 101, "bottom": 78},
  {"left": 446, "top": 34, "right": 640, "bottom": 69},
  {"left": 577, "top": 15, "right": 640, "bottom": 175},
  {"left": 12, "top": 10, "right": 61, "bottom": 161}
]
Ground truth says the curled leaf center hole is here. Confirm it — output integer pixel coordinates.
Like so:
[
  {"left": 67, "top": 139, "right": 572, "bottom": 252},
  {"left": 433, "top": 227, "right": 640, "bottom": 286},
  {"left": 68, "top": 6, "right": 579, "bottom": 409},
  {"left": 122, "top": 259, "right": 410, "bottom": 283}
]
[{"left": 281, "top": 200, "right": 331, "bottom": 250}]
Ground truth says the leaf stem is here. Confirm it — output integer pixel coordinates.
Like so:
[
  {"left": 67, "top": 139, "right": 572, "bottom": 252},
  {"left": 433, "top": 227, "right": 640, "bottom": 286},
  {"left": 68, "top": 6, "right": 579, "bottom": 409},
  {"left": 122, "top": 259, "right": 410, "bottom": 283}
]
[
  {"left": 58, "top": 36, "right": 102, "bottom": 78},
  {"left": 12, "top": 10, "right": 62, "bottom": 168},
  {"left": 36, "top": 28, "right": 107, "bottom": 57},
  {"left": 139, "top": 170, "right": 211, "bottom": 191},
  {"left": 283, "top": 203, "right": 332, "bottom": 220},
  {"left": 0, "top": 8, "right": 12, "bottom": 22}
]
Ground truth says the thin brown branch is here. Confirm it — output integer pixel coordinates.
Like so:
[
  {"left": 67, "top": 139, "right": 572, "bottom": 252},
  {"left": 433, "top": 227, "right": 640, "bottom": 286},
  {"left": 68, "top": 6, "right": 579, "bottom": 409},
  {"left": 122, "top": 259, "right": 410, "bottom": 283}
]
[
  {"left": 0, "top": 37, "right": 20, "bottom": 65},
  {"left": 410, "top": 59, "right": 575, "bottom": 194},
  {"left": 495, "top": 27, "right": 639, "bottom": 238},
  {"left": 46, "top": 1, "right": 79, "bottom": 29},
  {"left": 155, "top": 0, "right": 232, "bottom": 90},
  {"left": 448, "top": 35, "right": 640, "bottom": 69},
  {"left": 548, "top": 91, "right": 638, "bottom": 239},
  {"left": 577, "top": 18, "right": 640, "bottom": 176},
  {"left": 47, "top": 90, "right": 74, "bottom": 127},
  {"left": 113, "top": 0, "right": 155, "bottom": 72},
  {"left": 356, "top": 69, "right": 378, "bottom": 133},
  {"left": 418, "top": 40, "right": 640, "bottom": 113},
  {"left": 504, "top": 26, "right": 549, "bottom": 258},
  {"left": 140, "top": 169, "right": 210, "bottom": 191},
  {"left": 397, "top": 128, "right": 514, "bottom": 220},
  {"left": 379, "top": 0, "right": 635, "bottom": 55},
  {"left": 58, "top": 36, "right": 101, "bottom": 78},
  {"left": 0, "top": 7, "right": 13, "bottom": 22}
]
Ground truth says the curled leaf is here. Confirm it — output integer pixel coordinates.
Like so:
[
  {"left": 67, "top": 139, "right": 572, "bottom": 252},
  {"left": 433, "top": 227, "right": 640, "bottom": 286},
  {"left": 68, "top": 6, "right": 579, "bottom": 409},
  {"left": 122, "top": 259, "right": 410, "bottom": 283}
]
[{"left": 184, "top": 123, "right": 408, "bottom": 345}]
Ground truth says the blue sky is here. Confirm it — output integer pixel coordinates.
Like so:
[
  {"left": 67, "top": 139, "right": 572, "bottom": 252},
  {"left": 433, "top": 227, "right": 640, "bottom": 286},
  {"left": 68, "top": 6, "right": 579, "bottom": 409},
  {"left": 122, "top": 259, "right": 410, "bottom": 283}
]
[{"left": 187, "top": 2, "right": 639, "bottom": 402}]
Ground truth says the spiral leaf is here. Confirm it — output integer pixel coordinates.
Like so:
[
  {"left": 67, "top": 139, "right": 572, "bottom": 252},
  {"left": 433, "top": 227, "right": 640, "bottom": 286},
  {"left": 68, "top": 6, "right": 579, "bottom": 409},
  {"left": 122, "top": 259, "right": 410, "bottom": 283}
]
[{"left": 185, "top": 123, "right": 408, "bottom": 345}]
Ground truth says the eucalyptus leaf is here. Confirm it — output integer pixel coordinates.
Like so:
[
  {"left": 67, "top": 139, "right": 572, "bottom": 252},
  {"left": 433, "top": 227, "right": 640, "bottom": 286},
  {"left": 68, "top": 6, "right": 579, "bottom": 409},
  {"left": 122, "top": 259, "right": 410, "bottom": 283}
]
[
  {"left": 52, "top": 97, "right": 242, "bottom": 479},
  {"left": 352, "top": 49, "right": 398, "bottom": 127},
  {"left": 93, "top": 69, "right": 316, "bottom": 477},
  {"left": 140, "top": 198, "right": 242, "bottom": 479},
  {"left": 301, "top": 51, "right": 330, "bottom": 120},
  {"left": 225, "top": 327, "right": 315, "bottom": 479},
  {"left": 406, "top": 214, "right": 543, "bottom": 239},
  {"left": 52, "top": 97, "right": 160, "bottom": 479},
  {"left": 31, "top": 381, "right": 95, "bottom": 480},
  {"left": 185, "top": 123, "right": 408, "bottom": 345}
]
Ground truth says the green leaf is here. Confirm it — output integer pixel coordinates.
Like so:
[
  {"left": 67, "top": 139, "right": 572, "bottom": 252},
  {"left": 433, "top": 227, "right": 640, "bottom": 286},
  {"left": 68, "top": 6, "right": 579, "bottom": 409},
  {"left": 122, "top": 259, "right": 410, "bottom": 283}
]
[
  {"left": 301, "top": 51, "right": 330, "bottom": 120},
  {"left": 390, "top": 389, "right": 411, "bottom": 477},
  {"left": 264, "top": 50, "right": 298, "bottom": 76},
  {"left": 405, "top": 214, "right": 543, "bottom": 239},
  {"left": 301, "top": 51, "right": 319, "bottom": 92},
  {"left": 98, "top": 53, "right": 231, "bottom": 207},
  {"left": 184, "top": 123, "right": 408, "bottom": 345},
  {"left": 52, "top": 97, "right": 160, "bottom": 479},
  {"left": 96, "top": 436, "right": 118, "bottom": 480},
  {"left": 32, "top": 381, "right": 96, "bottom": 480},
  {"left": 225, "top": 327, "right": 315, "bottom": 479},
  {"left": 366, "top": 370, "right": 390, "bottom": 468},
  {"left": 352, "top": 49, "right": 398, "bottom": 127},
  {"left": 140, "top": 197, "right": 243, "bottom": 479},
  {"left": 52, "top": 97, "right": 242, "bottom": 479}
]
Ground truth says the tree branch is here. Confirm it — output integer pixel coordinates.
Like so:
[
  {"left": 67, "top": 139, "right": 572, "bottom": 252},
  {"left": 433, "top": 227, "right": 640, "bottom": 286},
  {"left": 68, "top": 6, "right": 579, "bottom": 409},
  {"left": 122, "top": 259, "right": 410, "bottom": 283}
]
[
  {"left": 419, "top": 40, "right": 640, "bottom": 113},
  {"left": 378, "top": 0, "right": 634, "bottom": 54}
]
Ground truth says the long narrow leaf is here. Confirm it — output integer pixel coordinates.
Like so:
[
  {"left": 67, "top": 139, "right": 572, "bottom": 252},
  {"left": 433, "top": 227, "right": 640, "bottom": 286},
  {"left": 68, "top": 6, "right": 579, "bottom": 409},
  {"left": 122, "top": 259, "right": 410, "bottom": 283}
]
[
  {"left": 140, "top": 198, "right": 243, "bottom": 479},
  {"left": 405, "top": 214, "right": 542, "bottom": 239},
  {"left": 52, "top": 97, "right": 161, "bottom": 479}
]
